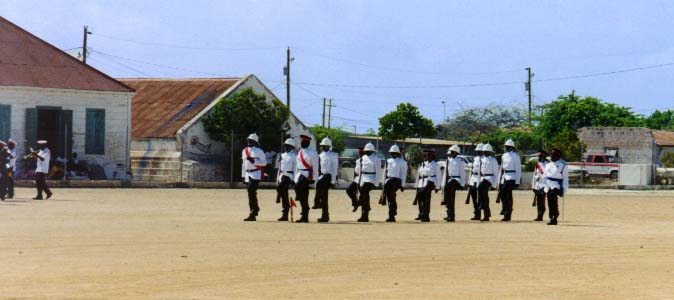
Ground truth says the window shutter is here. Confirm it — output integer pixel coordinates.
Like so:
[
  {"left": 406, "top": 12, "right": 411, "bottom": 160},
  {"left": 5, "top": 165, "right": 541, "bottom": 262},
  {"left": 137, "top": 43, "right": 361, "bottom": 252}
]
[
  {"left": 0, "top": 105, "right": 10, "bottom": 141},
  {"left": 25, "top": 108, "right": 37, "bottom": 150}
]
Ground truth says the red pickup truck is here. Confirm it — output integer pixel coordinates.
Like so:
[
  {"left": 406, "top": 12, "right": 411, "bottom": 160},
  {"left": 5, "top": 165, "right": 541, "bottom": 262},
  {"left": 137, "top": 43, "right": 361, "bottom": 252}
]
[{"left": 567, "top": 154, "right": 620, "bottom": 180}]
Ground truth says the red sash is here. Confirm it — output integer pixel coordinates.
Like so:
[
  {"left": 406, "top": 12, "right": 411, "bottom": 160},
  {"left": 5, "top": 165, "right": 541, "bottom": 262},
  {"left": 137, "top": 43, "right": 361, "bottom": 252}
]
[
  {"left": 244, "top": 147, "right": 265, "bottom": 175},
  {"left": 298, "top": 150, "right": 313, "bottom": 180},
  {"left": 536, "top": 162, "right": 544, "bottom": 175}
]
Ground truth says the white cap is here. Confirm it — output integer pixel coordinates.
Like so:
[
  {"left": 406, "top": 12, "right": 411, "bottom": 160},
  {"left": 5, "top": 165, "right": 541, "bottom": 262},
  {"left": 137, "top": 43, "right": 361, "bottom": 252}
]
[
  {"left": 364, "top": 142, "right": 375, "bottom": 152},
  {"left": 247, "top": 133, "right": 259, "bottom": 143},
  {"left": 504, "top": 139, "right": 516, "bottom": 147},
  {"left": 389, "top": 144, "right": 400, "bottom": 153},
  {"left": 482, "top": 143, "right": 494, "bottom": 153},
  {"left": 284, "top": 138, "right": 295, "bottom": 147},
  {"left": 447, "top": 144, "right": 461, "bottom": 154},
  {"left": 475, "top": 143, "right": 484, "bottom": 151},
  {"left": 320, "top": 137, "right": 332, "bottom": 147},
  {"left": 37, "top": 140, "right": 48, "bottom": 145},
  {"left": 7, "top": 139, "right": 16, "bottom": 145}
]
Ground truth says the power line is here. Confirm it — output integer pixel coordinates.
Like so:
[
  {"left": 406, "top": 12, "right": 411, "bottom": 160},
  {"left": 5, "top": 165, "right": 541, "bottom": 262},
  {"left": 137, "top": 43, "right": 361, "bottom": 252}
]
[
  {"left": 93, "top": 33, "right": 285, "bottom": 52},
  {"left": 292, "top": 79, "right": 523, "bottom": 89},
  {"left": 91, "top": 53, "right": 152, "bottom": 77},
  {"left": 535, "top": 61, "right": 674, "bottom": 83}
]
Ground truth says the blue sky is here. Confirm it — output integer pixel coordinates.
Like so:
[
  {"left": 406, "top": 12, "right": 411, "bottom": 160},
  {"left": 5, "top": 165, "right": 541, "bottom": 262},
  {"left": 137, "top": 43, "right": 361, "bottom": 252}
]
[{"left": 3, "top": 1, "right": 674, "bottom": 132}]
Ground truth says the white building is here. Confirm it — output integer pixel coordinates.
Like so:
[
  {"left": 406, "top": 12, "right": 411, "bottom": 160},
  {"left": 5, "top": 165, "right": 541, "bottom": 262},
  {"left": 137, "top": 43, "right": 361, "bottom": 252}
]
[
  {"left": 0, "top": 17, "right": 134, "bottom": 179},
  {"left": 122, "top": 75, "right": 315, "bottom": 182}
]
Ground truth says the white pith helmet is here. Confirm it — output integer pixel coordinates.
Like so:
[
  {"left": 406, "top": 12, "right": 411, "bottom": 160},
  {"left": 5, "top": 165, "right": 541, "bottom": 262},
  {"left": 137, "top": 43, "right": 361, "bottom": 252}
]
[
  {"left": 320, "top": 137, "right": 332, "bottom": 147},
  {"left": 364, "top": 142, "right": 375, "bottom": 152},
  {"left": 284, "top": 138, "right": 295, "bottom": 147},
  {"left": 247, "top": 133, "right": 259, "bottom": 143},
  {"left": 389, "top": 144, "right": 400, "bottom": 153},
  {"left": 447, "top": 144, "right": 461, "bottom": 154},
  {"left": 476, "top": 143, "right": 484, "bottom": 152},
  {"left": 482, "top": 143, "right": 494, "bottom": 153},
  {"left": 504, "top": 139, "right": 516, "bottom": 148}
]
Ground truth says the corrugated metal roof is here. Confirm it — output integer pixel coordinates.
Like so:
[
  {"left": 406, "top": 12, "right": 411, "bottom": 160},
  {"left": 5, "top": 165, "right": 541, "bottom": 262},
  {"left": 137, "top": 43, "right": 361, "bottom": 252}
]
[
  {"left": 0, "top": 17, "right": 133, "bottom": 92},
  {"left": 121, "top": 78, "right": 240, "bottom": 138},
  {"left": 653, "top": 130, "right": 674, "bottom": 147},
  {"left": 349, "top": 135, "right": 468, "bottom": 146}
]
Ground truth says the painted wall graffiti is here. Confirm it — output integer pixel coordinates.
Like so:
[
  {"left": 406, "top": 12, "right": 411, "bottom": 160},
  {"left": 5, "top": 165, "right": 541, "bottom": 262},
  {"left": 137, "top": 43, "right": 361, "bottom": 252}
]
[{"left": 190, "top": 136, "right": 212, "bottom": 154}]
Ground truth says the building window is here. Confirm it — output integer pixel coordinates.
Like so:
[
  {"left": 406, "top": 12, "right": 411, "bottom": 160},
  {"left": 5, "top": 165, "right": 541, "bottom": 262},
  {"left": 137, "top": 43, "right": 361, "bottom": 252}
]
[
  {"left": 0, "top": 105, "right": 9, "bottom": 142},
  {"left": 85, "top": 109, "right": 105, "bottom": 155}
]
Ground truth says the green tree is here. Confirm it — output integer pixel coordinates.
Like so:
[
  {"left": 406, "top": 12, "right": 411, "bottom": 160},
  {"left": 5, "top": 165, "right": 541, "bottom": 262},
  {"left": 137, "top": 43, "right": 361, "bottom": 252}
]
[
  {"left": 309, "top": 126, "right": 349, "bottom": 153},
  {"left": 484, "top": 128, "right": 542, "bottom": 154},
  {"left": 378, "top": 103, "right": 436, "bottom": 143},
  {"left": 661, "top": 150, "right": 674, "bottom": 168},
  {"left": 645, "top": 110, "right": 674, "bottom": 130},
  {"left": 203, "top": 87, "right": 289, "bottom": 149},
  {"left": 438, "top": 104, "right": 528, "bottom": 145}
]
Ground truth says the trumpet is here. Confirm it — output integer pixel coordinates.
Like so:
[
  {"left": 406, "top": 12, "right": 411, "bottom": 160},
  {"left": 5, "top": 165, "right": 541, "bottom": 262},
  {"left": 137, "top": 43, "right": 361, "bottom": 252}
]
[{"left": 24, "top": 147, "right": 37, "bottom": 160}]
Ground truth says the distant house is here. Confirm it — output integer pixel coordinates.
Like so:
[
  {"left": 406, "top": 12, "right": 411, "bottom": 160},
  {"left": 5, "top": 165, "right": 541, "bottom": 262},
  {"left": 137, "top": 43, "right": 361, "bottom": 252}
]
[
  {"left": 578, "top": 127, "right": 674, "bottom": 165},
  {"left": 121, "top": 75, "right": 314, "bottom": 182},
  {"left": 0, "top": 16, "right": 135, "bottom": 179}
]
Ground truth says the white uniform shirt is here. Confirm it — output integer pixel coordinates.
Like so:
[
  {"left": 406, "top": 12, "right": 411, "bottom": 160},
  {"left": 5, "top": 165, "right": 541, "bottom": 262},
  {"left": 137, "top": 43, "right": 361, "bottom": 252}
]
[
  {"left": 36, "top": 147, "right": 51, "bottom": 174},
  {"left": 469, "top": 155, "right": 482, "bottom": 186},
  {"left": 544, "top": 159, "right": 569, "bottom": 194},
  {"left": 531, "top": 160, "right": 549, "bottom": 190},
  {"left": 8, "top": 148, "right": 16, "bottom": 170},
  {"left": 385, "top": 157, "right": 408, "bottom": 184},
  {"left": 442, "top": 156, "right": 466, "bottom": 187},
  {"left": 319, "top": 151, "right": 339, "bottom": 184},
  {"left": 277, "top": 150, "right": 297, "bottom": 183},
  {"left": 416, "top": 160, "right": 440, "bottom": 189},
  {"left": 480, "top": 156, "right": 500, "bottom": 186},
  {"left": 294, "top": 147, "right": 319, "bottom": 183},
  {"left": 359, "top": 153, "right": 382, "bottom": 186},
  {"left": 241, "top": 146, "right": 267, "bottom": 182},
  {"left": 353, "top": 157, "right": 362, "bottom": 183},
  {"left": 500, "top": 151, "right": 522, "bottom": 184}
]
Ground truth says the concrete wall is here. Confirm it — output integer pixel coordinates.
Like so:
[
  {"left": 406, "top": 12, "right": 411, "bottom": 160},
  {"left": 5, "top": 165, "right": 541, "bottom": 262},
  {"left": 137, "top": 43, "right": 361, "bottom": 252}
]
[
  {"left": 578, "top": 127, "right": 656, "bottom": 164},
  {"left": 619, "top": 164, "right": 654, "bottom": 185},
  {"left": 0, "top": 86, "right": 133, "bottom": 179}
]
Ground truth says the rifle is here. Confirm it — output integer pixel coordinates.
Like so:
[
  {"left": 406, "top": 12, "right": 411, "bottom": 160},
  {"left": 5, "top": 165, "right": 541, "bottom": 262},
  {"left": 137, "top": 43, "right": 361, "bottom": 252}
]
[
  {"left": 440, "top": 158, "right": 449, "bottom": 205},
  {"left": 412, "top": 164, "right": 422, "bottom": 205},
  {"left": 466, "top": 155, "right": 481, "bottom": 204},
  {"left": 378, "top": 158, "right": 388, "bottom": 206},
  {"left": 275, "top": 153, "right": 282, "bottom": 204}
]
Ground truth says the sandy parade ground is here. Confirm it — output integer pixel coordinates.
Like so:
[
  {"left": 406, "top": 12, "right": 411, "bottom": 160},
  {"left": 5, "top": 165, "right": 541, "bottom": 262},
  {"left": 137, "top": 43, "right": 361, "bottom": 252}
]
[{"left": 1, "top": 187, "right": 673, "bottom": 299}]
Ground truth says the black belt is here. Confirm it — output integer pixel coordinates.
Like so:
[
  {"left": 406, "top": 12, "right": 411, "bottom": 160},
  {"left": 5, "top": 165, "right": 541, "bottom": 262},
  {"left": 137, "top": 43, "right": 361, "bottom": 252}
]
[
  {"left": 482, "top": 174, "right": 494, "bottom": 176},
  {"left": 363, "top": 172, "right": 376, "bottom": 174},
  {"left": 299, "top": 169, "right": 311, "bottom": 171},
  {"left": 504, "top": 170, "right": 516, "bottom": 173},
  {"left": 284, "top": 171, "right": 294, "bottom": 173},
  {"left": 449, "top": 176, "right": 461, "bottom": 178},
  {"left": 421, "top": 175, "right": 437, "bottom": 178},
  {"left": 246, "top": 169, "right": 260, "bottom": 172}
]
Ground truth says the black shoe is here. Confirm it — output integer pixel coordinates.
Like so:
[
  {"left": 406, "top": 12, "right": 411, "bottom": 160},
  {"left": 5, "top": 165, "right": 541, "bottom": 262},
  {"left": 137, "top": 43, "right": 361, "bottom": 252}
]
[
  {"left": 278, "top": 214, "right": 289, "bottom": 222},
  {"left": 420, "top": 216, "right": 431, "bottom": 222},
  {"left": 0, "top": 196, "right": 4, "bottom": 201},
  {"left": 470, "top": 216, "right": 480, "bottom": 221},
  {"left": 46, "top": 193, "right": 53, "bottom": 200},
  {"left": 499, "top": 210, "right": 504, "bottom": 215},
  {"left": 357, "top": 214, "right": 369, "bottom": 222},
  {"left": 414, "top": 215, "right": 421, "bottom": 220},
  {"left": 385, "top": 217, "right": 396, "bottom": 222},
  {"left": 480, "top": 217, "right": 490, "bottom": 222},
  {"left": 440, "top": 201, "right": 446, "bottom": 205},
  {"left": 295, "top": 217, "right": 309, "bottom": 223},
  {"left": 33, "top": 196, "right": 43, "bottom": 200},
  {"left": 446, "top": 217, "right": 455, "bottom": 222},
  {"left": 311, "top": 204, "right": 320, "bottom": 209},
  {"left": 534, "top": 217, "right": 543, "bottom": 221},
  {"left": 547, "top": 219, "right": 558, "bottom": 225},
  {"left": 317, "top": 216, "right": 329, "bottom": 223},
  {"left": 243, "top": 215, "right": 256, "bottom": 222}
]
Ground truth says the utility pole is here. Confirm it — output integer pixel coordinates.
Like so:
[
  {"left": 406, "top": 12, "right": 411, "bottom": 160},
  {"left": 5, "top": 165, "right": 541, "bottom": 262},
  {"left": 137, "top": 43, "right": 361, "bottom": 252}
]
[
  {"left": 353, "top": 125, "right": 357, "bottom": 135},
  {"left": 327, "top": 98, "right": 334, "bottom": 129},
  {"left": 441, "top": 100, "right": 446, "bottom": 122},
  {"left": 571, "top": 89, "right": 576, "bottom": 99},
  {"left": 285, "top": 47, "right": 291, "bottom": 110},
  {"left": 82, "top": 25, "right": 91, "bottom": 64},
  {"left": 525, "top": 67, "right": 533, "bottom": 124},
  {"left": 322, "top": 98, "right": 326, "bottom": 127}
]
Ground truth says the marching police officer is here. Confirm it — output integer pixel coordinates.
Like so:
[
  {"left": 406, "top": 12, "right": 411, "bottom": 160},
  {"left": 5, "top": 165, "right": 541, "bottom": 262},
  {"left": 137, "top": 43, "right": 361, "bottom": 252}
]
[
  {"left": 478, "top": 143, "right": 499, "bottom": 222},
  {"left": 466, "top": 143, "right": 484, "bottom": 220},
  {"left": 294, "top": 134, "right": 319, "bottom": 223},
  {"left": 6, "top": 139, "right": 16, "bottom": 199},
  {"left": 543, "top": 148, "right": 568, "bottom": 225},
  {"left": 382, "top": 145, "right": 407, "bottom": 222},
  {"left": 0, "top": 140, "right": 9, "bottom": 201},
  {"left": 242, "top": 133, "right": 267, "bottom": 221},
  {"left": 356, "top": 142, "right": 382, "bottom": 222},
  {"left": 313, "top": 137, "right": 338, "bottom": 222},
  {"left": 346, "top": 147, "right": 364, "bottom": 212},
  {"left": 531, "top": 149, "right": 550, "bottom": 221},
  {"left": 32, "top": 140, "right": 52, "bottom": 200},
  {"left": 441, "top": 145, "right": 466, "bottom": 222},
  {"left": 275, "top": 138, "right": 297, "bottom": 221},
  {"left": 415, "top": 149, "right": 440, "bottom": 222},
  {"left": 499, "top": 139, "right": 521, "bottom": 222}
]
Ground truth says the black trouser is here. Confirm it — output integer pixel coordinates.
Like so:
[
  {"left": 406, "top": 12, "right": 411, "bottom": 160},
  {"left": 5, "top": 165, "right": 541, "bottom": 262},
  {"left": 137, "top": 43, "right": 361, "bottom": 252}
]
[
  {"left": 358, "top": 182, "right": 375, "bottom": 213},
  {"left": 443, "top": 180, "right": 461, "bottom": 219},
  {"left": 36, "top": 172, "right": 52, "bottom": 199},
  {"left": 246, "top": 179, "right": 260, "bottom": 215},
  {"left": 478, "top": 180, "right": 492, "bottom": 218},
  {"left": 0, "top": 169, "right": 7, "bottom": 199},
  {"left": 316, "top": 175, "right": 332, "bottom": 217},
  {"left": 294, "top": 175, "right": 311, "bottom": 218},
  {"left": 500, "top": 179, "right": 516, "bottom": 217},
  {"left": 384, "top": 178, "right": 402, "bottom": 217},
  {"left": 277, "top": 175, "right": 292, "bottom": 213},
  {"left": 547, "top": 188, "right": 561, "bottom": 220},
  {"left": 417, "top": 181, "right": 435, "bottom": 219},
  {"left": 533, "top": 188, "right": 546, "bottom": 218},
  {"left": 7, "top": 168, "right": 14, "bottom": 197},
  {"left": 468, "top": 184, "right": 480, "bottom": 218},
  {"left": 346, "top": 181, "right": 359, "bottom": 207}
]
